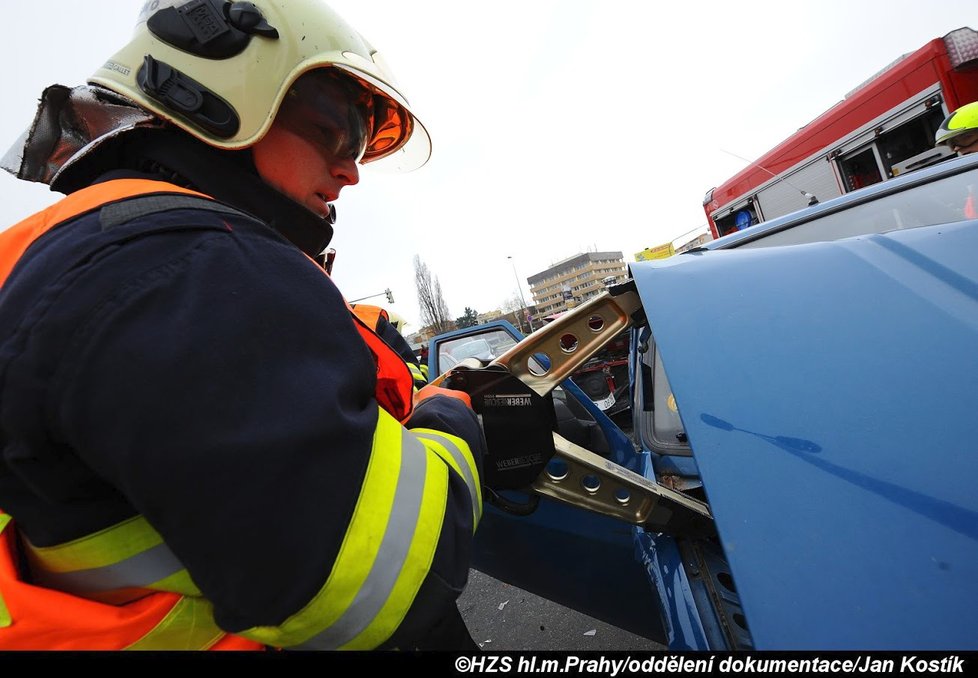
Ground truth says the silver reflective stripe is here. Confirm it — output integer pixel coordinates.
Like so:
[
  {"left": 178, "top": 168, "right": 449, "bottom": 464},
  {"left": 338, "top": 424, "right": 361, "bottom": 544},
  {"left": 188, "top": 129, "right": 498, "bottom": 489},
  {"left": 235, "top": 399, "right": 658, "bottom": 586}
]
[
  {"left": 415, "top": 432, "right": 481, "bottom": 523},
  {"left": 299, "top": 427, "right": 428, "bottom": 649},
  {"left": 32, "top": 541, "right": 185, "bottom": 594}
]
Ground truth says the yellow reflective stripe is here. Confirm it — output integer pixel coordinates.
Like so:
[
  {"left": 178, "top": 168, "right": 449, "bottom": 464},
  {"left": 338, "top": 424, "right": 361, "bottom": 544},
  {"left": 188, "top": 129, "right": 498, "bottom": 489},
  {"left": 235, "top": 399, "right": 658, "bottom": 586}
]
[
  {"left": 240, "top": 408, "right": 447, "bottom": 649},
  {"left": 300, "top": 424, "right": 435, "bottom": 649},
  {"left": 0, "top": 514, "right": 11, "bottom": 628},
  {"left": 124, "top": 597, "right": 225, "bottom": 650},
  {"left": 151, "top": 569, "right": 201, "bottom": 596},
  {"left": 339, "top": 436, "right": 446, "bottom": 650},
  {"left": 241, "top": 407, "right": 403, "bottom": 646},
  {"left": 6, "top": 514, "right": 217, "bottom": 649},
  {"left": 412, "top": 429, "right": 483, "bottom": 529},
  {"left": 407, "top": 362, "right": 427, "bottom": 389},
  {"left": 0, "top": 582, "right": 9, "bottom": 629},
  {"left": 420, "top": 364, "right": 429, "bottom": 379},
  {"left": 23, "top": 515, "right": 200, "bottom": 598},
  {"left": 0, "top": 513, "right": 219, "bottom": 650},
  {"left": 25, "top": 514, "right": 163, "bottom": 571}
]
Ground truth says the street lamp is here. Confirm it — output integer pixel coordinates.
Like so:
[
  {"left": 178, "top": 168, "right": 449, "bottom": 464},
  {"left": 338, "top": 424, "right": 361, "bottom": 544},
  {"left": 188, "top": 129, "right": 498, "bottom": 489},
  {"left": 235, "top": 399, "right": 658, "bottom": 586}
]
[{"left": 507, "top": 256, "right": 533, "bottom": 332}]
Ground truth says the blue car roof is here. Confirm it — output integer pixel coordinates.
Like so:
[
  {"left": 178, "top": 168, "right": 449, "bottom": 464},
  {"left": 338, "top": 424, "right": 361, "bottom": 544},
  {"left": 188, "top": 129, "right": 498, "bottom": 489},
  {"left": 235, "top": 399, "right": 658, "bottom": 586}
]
[{"left": 632, "top": 219, "right": 978, "bottom": 648}]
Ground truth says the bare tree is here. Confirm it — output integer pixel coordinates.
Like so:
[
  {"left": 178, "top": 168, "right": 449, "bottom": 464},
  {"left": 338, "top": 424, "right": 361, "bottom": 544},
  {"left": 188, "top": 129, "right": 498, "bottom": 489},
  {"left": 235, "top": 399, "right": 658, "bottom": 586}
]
[
  {"left": 500, "top": 293, "right": 531, "bottom": 333},
  {"left": 500, "top": 294, "right": 524, "bottom": 314},
  {"left": 414, "top": 256, "right": 455, "bottom": 334}
]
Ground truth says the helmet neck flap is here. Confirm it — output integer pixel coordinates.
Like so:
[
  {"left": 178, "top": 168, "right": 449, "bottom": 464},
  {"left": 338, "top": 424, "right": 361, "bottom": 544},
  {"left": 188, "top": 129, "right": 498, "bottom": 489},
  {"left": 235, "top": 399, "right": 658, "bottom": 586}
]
[{"left": 2, "top": 84, "right": 334, "bottom": 257}]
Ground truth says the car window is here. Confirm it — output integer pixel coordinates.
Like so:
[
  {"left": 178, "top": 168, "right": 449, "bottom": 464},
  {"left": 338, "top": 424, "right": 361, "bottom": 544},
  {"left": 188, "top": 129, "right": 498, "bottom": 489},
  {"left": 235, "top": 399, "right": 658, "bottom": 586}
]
[
  {"left": 434, "top": 329, "right": 518, "bottom": 376},
  {"left": 433, "top": 328, "right": 551, "bottom": 378},
  {"left": 635, "top": 340, "right": 693, "bottom": 457},
  {"left": 737, "top": 167, "right": 978, "bottom": 249},
  {"left": 652, "top": 346, "right": 686, "bottom": 447},
  {"left": 438, "top": 352, "right": 459, "bottom": 371},
  {"left": 452, "top": 339, "right": 493, "bottom": 361}
]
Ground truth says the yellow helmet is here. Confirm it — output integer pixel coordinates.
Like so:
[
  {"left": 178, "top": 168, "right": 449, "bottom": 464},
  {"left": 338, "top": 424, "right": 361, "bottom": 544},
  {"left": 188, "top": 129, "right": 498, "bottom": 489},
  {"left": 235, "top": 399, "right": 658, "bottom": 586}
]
[
  {"left": 89, "top": 0, "right": 430, "bottom": 171},
  {"left": 935, "top": 101, "right": 978, "bottom": 151}
]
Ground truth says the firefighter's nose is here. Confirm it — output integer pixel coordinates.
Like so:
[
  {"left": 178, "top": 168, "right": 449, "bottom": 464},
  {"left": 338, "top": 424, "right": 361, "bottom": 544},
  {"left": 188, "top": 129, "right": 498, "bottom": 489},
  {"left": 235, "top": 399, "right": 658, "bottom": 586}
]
[{"left": 332, "top": 157, "right": 360, "bottom": 187}]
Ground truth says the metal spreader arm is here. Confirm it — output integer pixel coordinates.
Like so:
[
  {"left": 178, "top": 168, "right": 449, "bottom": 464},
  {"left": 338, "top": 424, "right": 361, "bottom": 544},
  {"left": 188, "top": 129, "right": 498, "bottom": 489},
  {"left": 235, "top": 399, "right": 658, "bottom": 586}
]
[{"left": 462, "top": 283, "right": 713, "bottom": 536}]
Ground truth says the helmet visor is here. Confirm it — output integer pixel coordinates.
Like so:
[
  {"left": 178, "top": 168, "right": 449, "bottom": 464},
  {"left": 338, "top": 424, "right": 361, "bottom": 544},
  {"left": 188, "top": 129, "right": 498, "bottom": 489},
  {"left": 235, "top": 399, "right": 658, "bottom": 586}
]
[
  {"left": 331, "top": 63, "right": 432, "bottom": 172},
  {"left": 948, "top": 131, "right": 978, "bottom": 152},
  {"left": 275, "top": 70, "right": 373, "bottom": 163}
]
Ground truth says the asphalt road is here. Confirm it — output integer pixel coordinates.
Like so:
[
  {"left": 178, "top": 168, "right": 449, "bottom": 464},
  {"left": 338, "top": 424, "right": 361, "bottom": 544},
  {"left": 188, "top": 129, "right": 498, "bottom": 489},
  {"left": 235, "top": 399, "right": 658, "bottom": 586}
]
[
  {"left": 458, "top": 569, "right": 665, "bottom": 651},
  {"left": 456, "top": 413, "right": 668, "bottom": 651}
]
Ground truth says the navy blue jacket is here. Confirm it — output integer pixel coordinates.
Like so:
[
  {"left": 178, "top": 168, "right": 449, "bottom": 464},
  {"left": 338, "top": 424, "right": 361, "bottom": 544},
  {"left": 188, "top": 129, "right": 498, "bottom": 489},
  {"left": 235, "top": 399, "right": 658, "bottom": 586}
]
[{"left": 0, "top": 180, "right": 484, "bottom": 647}]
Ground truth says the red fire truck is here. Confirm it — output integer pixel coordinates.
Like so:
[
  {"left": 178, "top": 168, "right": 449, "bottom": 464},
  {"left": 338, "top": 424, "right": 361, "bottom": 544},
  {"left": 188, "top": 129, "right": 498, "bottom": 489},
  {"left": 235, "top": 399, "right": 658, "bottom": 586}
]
[{"left": 703, "top": 27, "right": 978, "bottom": 239}]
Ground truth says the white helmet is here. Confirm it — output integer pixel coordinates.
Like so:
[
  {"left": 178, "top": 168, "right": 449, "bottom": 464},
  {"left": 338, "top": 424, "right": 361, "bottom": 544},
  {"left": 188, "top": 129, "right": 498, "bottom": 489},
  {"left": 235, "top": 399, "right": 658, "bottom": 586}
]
[{"left": 89, "top": 0, "right": 430, "bottom": 171}]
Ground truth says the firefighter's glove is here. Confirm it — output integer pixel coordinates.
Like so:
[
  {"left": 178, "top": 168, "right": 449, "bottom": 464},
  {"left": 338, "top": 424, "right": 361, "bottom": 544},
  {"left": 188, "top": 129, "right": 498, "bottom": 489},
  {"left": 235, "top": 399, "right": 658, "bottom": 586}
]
[
  {"left": 414, "top": 383, "right": 473, "bottom": 410},
  {"left": 407, "top": 384, "right": 486, "bottom": 484}
]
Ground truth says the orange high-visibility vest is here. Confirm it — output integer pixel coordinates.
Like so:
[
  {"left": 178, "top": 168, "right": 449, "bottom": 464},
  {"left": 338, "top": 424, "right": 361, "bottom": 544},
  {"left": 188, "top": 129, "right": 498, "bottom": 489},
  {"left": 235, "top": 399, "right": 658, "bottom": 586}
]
[
  {"left": 350, "top": 303, "right": 389, "bottom": 331},
  {"left": 0, "top": 511, "right": 261, "bottom": 650},
  {"left": 0, "top": 178, "right": 414, "bottom": 649},
  {"left": 965, "top": 188, "right": 977, "bottom": 220}
]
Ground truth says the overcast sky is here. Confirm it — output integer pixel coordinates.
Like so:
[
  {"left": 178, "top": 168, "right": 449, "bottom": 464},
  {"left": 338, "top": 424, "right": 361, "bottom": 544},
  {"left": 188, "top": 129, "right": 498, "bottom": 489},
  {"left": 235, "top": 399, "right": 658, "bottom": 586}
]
[{"left": 1, "top": 1, "right": 974, "bottom": 330}]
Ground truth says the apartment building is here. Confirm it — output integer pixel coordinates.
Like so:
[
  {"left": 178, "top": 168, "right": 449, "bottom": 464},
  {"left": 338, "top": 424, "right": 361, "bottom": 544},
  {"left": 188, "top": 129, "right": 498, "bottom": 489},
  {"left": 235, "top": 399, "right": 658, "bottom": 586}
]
[{"left": 527, "top": 251, "right": 627, "bottom": 316}]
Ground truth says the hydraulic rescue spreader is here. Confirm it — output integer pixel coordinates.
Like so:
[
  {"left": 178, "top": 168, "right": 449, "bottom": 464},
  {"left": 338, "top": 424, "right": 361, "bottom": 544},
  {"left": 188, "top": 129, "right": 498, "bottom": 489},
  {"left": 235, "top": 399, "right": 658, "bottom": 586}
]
[{"left": 433, "top": 281, "right": 714, "bottom": 537}]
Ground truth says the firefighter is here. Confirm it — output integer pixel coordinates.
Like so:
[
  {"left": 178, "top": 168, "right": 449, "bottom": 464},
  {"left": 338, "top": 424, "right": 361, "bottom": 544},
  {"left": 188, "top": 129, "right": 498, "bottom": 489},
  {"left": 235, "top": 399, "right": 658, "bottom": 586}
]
[
  {"left": 0, "top": 0, "right": 484, "bottom": 650},
  {"left": 380, "top": 311, "right": 430, "bottom": 384},
  {"left": 935, "top": 101, "right": 978, "bottom": 155},
  {"left": 935, "top": 101, "right": 978, "bottom": 219},
  {"left": 386, "top": 311, "right": 410, "bottom": 335},
  {"left": 351, "top": 304, "right": 427, "bottom": 387}
]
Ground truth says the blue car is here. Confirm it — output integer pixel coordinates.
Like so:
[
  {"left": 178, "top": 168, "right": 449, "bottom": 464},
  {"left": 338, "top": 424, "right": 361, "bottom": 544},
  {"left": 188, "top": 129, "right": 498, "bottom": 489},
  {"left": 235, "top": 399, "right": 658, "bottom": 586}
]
[{"left": 429, "top": 152, "right": 978, "bottom": 650}]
